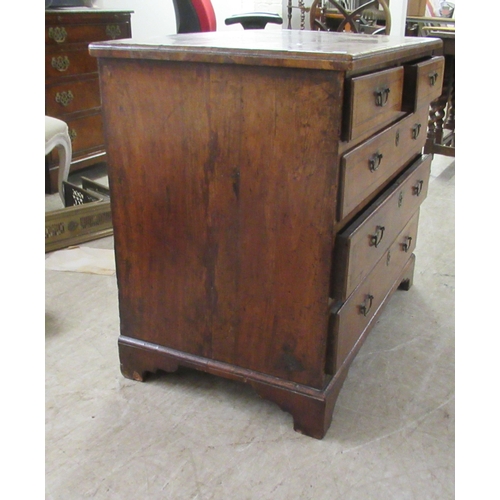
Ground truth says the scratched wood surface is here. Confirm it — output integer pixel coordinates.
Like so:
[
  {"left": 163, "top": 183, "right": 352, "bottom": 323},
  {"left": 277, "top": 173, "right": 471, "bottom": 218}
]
[{"left": 99, "top": 58, "right": 343, "bottom": 388}]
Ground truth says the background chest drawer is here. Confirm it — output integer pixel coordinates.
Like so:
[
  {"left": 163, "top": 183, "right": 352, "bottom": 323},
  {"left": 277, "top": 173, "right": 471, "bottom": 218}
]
[
  {"left": 339, "top": 107, "right": 429, "bottom": 220},
  {"left": 330, "top": 210, "right": 421, "bottom": 373},
  {"left": 46, "top": 76, "right": 101, "bottom": 116},
  {"left": 46, "top": 47, "right": 98, "bottom": 81},
  {"left": 345, "top": 66, "right": 405, "bottom": 141},
  {"left": 46, "top": 21, "right": 130, "bottom": 46},
  {"left": 404, "top": 56, "right": 445, "bottom": 110},
  {"left": 332, "top": 154, "right": 431, "bottom": 301},
  {"left": 65, "top": 112, "right": 105, "bottom": 154}
]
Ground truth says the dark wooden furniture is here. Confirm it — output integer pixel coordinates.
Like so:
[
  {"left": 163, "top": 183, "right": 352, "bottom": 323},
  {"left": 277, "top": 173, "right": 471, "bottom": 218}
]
[
  {"left": 45, "top": 8, "right": 132, "bottom": 193},
  {"left": 90, "top": 31, "right": 443, "bottom": 439}
]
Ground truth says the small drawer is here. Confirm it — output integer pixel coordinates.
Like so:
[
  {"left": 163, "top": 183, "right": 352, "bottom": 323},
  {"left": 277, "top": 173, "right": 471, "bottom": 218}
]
[
  {"left": 330, "top": 211, "right": 420, "bottom": 373},
  {"left": 403, "top": 56, "right": 445, "bottom": 110},
  {"left": 45, "top": 76, "right": 101, "bottom": 116},
  {"left": 46, "top": 47, "right": 98, "bottom": 80},
  {"left": 339, "top": 107, "right": 429, "bottom": 220},
  {"left": 46, "top": 21, "right": 131, "bottom": 46},
  {"left": 345, "top": 66, "right": 405, "bottom": 141},
  {"left": 65, "top": 112, "right": 105, "bottom": 155},
  {"left": 331, "top": 154, "right": 431, "bottom": 301}
]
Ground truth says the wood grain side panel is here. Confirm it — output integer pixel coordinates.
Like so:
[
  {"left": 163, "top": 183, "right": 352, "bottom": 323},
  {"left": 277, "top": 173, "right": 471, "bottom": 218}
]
[{"left": 99, "top": 58, "right": 343, "bottom": 388}]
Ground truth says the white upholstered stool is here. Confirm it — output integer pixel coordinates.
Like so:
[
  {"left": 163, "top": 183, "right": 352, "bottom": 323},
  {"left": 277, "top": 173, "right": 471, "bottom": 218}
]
[{"left": 45, "top": 116, "right": 72, "bottom": 205}]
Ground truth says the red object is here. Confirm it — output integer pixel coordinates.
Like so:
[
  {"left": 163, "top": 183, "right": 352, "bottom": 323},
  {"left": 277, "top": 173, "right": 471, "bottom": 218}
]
[{"left": 191, "top": 0, "right": 217, "bottom": 31}]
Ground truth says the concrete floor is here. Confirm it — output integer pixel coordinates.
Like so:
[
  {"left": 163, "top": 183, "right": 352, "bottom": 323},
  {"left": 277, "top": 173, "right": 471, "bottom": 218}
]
[{"left": 45, "top": 154, "right": 454, "bottom": 499}]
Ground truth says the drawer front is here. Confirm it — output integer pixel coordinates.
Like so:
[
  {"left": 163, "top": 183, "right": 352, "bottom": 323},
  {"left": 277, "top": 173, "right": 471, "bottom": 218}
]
[
  {"left": 346, "top": 66, "right": 405, "bottom": 141},
  {"left": 46, "top": 47, "right": 98, "bottom": 80},
  {"left": 332, "top": 154, "right": 431, "bottom": 301},
  {"left": 46, "top": 77, "right": 101, "bottom": 117},
  {"left": 331, "top": 211, "right": 421, "bottom": 372},
  {"left": 404, "top": 56, "right": 445, "bottom": 109},
  {"left": 46, "top": 21, "right": 131, "bottom": 46},
  {"left": 339, "top": 107, "right": 429, "bottom": 219},
  {"left": 66, "top": 112, "right": 105, "bottom": 155}
]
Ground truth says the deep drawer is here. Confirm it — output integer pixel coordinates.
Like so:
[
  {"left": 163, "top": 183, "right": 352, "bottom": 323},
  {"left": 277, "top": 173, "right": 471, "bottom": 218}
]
[
  {"left": 330, "top": 210, "right": 420, "bottom": 372},
  {"left": 404, "top": 56, "right": 445, "bottom": 110},
  {"left": 339, "top": 106, "right": 429, "bottom": 220},
  {"left": 46, "top": 47, "right": 98, "bottom": 80},
  {"left": 331, "top": 154, "right": 431, "bottom": 301},
  {"left": 45, "top": 76, "right": 101, "bottom": 117},
  {"left": 46, "top": 21, "right": 131, "bottom": 46},
  {"left": 65, "top": 112, "right": 105, "bottom": 155},
  {"left": 345, "top": 66, "right": 404, "bottom": 141}
]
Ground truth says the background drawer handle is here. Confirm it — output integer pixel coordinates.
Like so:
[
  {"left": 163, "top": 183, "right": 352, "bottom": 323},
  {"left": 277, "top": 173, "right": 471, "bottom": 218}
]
[
  {"left": 374, "top": 86, "right": 390, "bottom": 107},
  {"left": 370, "top": 225, "right": 385, "bottom": 247},
  {"left": 55, "top": 90, "right": 74, "bottom": 107},
  {"left": 51, "top": 56, "right": 70, "bottom": 72},
  {"left": 429, "top": 71, "right": 439, "bottom": 86},
  {"left": 48, "top": 26, "right": 67, "bottom": 43},
  {"left": 402, "top": 236, "right": 413, "bottom": 253},
  {"left": 411, "top": 123, "right": 421, "bottom": 139},
  {"left": 369, "top": 151, "right": 383, "bottom": 172},
  {"left": 413, "top": 180, "right": 424, "bottom": 196},
  {"left": 360, "top": 294, "right": 374, "bottom": 316},
  {"left": 106, "top": 24, "right": 122, "bottom": 39}
]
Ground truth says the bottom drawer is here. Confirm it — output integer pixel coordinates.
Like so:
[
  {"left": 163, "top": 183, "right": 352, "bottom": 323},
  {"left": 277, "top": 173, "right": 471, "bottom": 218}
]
[
  {"left": 66, "top": 112, "right": 105, "bottom": 155},
  {"left": 329, "top": 210, "right": 420, "bottom": 374}
]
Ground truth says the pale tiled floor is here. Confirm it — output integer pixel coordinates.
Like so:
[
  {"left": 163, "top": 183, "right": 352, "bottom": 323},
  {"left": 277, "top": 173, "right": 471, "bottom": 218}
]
[{"left": 45, "top": 154, "right": 454, "bottom": 499}]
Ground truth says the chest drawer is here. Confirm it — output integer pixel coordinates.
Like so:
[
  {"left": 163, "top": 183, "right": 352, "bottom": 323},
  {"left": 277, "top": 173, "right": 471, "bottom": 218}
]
[
  {"left": 339, "top": 106, "right": 429, "bottom": 220},
  {"left": 46, "top": 47, "right": 98, "bottom": 80},
  {"left": 332, "top": 154, "right": 431, "bottom": 301},
  {"left": 46, "top": 76, "right": 101, "bottom": 116},
  {"left": 345, "top": 66, "right": 405, "bottom": 141},
  {"left": 404, "top": 56, "right": 445, "bottom": 110},
  {"left": 65, "top": 112, "right": 105, "bottom": 154},
  {"left": 330, "top": 210, "right": 420, "bottom": 373},
  {"left": 46, "top": 21, "right": 131, "bottom": 46}
]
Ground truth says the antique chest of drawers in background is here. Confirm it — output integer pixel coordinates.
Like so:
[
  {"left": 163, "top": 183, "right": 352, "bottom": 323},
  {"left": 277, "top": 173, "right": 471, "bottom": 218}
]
[
  {"left": 90, "top": 31, "right": 443, "bottom": 439},
  {"left": 45, "top": 8, "right": 132, "bottom": 193}
]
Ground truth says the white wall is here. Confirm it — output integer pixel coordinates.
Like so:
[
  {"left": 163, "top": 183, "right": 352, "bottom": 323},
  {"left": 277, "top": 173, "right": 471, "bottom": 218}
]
[
  {"left": 95, "top": 0, "right": 426, "bottom": 40},
  {"left": 96, "top": 0, "right": 283, "bottom": 39}
]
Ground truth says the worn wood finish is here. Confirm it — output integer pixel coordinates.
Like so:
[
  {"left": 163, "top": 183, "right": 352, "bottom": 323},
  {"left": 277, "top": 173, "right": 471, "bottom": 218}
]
[{"left": 92, "top": 31, "right": 442, "bottom": 438}]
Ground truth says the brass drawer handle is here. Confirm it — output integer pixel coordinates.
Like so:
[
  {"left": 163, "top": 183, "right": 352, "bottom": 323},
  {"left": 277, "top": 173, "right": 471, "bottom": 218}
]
[
  {"left": 374, "top": 86, "right": 390, "bottom": 107},
  {"left": 106, "top": 24, "right": 122, "bottom": 39},
  {"left": 369, "top": 151, "right": 383, "bottom": 172},
  {"left": 411, "top": 123, "right": 421, "bottom": 140},
  {"left": 55, "top": 90, "right": 74, "bottom": 107},
  {"left": 360, "top": 294, "right": 374, "bottom": 317},
  {"left": 402, "top": 236, "right": 413, "bottom": 253},
  {"left": 51, "top": 56, "right": 70, "bottom": 72},
  {"left": 48, "top": 26, "right": 67, "bottom": 43},
  {"left": 429, "top": 71, "right": 439, "bottom": 86},
  {"left": 69, "top": 129, "right": 77, "bottom": 142},
  {"left": 413, "top": 180, "right": 424, "bottom": 196},
  {"left": 370, "top": 225, "right": 385, "bottom": 248}
]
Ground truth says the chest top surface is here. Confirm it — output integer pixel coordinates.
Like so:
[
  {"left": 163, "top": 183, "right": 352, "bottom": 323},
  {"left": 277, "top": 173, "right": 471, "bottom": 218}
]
[{"left": 89, "top": 30, "right": 442, "bottom": 72}]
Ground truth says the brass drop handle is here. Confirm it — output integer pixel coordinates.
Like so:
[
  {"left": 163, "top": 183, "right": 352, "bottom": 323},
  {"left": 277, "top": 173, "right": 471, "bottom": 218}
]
[
  {"left": 360, "top": 294, "right": 374, "bottom": 317},
  {"left": 429, "top": 71, "right": 439, "bottom": 86},
  {"left": 374, "top": 86, "right": 390, "bottom": 107},
  {"left": 369, "top": 151, "right": 383, "bottom": 172},
  {"left": 48, "top": 26, "right": 67, "bottom": 43},
  {"left": 413, "top": 180, "right": 424, "bottom": 196},
  {"left": 412, "top": 123, "right": 422, "bottom": 140},
  {"left": 51, "top": 56, "right": 70, "bottom": 72},
  {"left": 55, "top": 90, "right": 74, "bottom": 107},
  {"left": 106, "top": 24, "right": 122, "bottom": 39},
  {"left": 370, "top": 225, "right": 385, "bottom": 247},
  {"left": 402, "top": 236, "right": 413, "bottom": 253}
]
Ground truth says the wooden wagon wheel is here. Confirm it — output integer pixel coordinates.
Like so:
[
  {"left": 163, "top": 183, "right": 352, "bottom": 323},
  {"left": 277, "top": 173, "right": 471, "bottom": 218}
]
[{"left": 310, "top": 0, "right": 391, "bottom": 35}]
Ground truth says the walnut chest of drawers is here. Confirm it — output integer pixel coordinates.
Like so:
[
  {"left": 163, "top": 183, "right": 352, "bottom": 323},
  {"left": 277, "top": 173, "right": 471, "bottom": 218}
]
[
  {"left": 90, "top": 31, "right": 443, "bottom": 439},
  {"left": 45, "top": 8, "right": 132, "bottom": 193}
]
